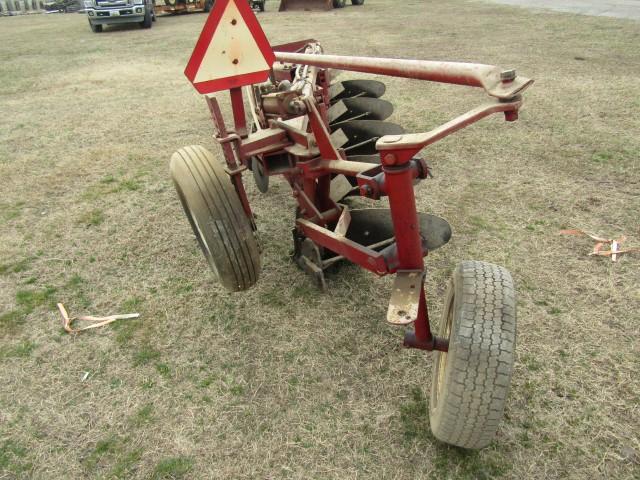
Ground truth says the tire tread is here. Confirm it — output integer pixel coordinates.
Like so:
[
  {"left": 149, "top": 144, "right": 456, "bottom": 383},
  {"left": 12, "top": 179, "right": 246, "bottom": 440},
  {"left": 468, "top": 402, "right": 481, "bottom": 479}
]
[
  {"left": 170, "top": 145, "right": 260, "bottom": 291},
  {"left": 430, "top": 261, "right": 516, "bottom": 449}
]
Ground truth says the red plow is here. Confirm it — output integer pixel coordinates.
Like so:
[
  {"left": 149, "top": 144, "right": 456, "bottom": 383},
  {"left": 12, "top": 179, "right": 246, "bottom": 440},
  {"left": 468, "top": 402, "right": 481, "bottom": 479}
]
[{"left": 171, "top": 0, "right": 533, "bottom": 449}]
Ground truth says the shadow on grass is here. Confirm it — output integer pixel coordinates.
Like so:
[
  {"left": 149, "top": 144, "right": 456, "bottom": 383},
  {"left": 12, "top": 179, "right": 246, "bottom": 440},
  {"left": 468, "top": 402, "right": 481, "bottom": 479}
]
[{"left": 399, "top": 386, "right": 511, "bottom": 479}]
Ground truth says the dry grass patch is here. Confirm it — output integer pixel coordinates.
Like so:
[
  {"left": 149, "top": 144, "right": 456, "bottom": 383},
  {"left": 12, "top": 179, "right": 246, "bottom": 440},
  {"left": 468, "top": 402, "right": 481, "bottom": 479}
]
[{"left": 1, "top": 0, "right": 639, "bottom": 478}]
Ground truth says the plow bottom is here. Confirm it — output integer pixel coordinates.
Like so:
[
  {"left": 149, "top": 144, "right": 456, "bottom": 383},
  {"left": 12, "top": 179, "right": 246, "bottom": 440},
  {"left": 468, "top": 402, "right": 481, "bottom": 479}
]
[{"left": 279, "top": 0, "right": 332, "bottom": 11}]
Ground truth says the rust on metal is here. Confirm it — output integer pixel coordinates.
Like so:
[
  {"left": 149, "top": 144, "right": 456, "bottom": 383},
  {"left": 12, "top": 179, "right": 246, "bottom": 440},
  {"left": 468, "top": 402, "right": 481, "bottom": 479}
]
[
  {"left": 376, "top": 98, "right": 522, "bottom": 155},
  {"left": 193, "top": 33, "right": 531, "bottom": 352},
  {"left": 387, "top": 270, "right": 425, "bottom": 325},
  {"left": 273, "top": 51, "right": 534, "bottom": 100}
]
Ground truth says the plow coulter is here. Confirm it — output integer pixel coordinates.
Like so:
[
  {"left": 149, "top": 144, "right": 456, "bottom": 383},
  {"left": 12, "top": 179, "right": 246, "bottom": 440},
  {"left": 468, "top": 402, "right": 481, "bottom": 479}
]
[{"left": 172, "top": 0, "right": 533, "bottom": 449}]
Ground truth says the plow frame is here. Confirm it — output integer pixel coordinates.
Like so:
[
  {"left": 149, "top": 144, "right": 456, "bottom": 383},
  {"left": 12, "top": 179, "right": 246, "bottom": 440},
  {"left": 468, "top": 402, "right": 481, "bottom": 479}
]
[{"left": 202, "top": 40, "right": 530, "bottom": 353}]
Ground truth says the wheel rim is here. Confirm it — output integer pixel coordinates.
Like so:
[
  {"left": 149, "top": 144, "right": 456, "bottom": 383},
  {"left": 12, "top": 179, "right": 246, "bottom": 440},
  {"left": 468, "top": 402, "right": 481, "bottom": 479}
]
[
  {"left": 252, "top": 157, "right": 269, "bottom": 193},
  {"left": 434, "top": 294, "right": 453, "bottom": 408},
  {"left": 189, "top": 209, "right": 219, "bottom": 279}
]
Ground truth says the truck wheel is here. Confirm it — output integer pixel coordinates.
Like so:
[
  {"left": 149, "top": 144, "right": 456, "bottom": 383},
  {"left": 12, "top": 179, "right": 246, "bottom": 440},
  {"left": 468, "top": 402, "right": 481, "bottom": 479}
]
[
  {"left": 430, "top": 261, "right": 516, "bottom": 449},
  {"left": 89, "top": 21, "right": 102, "bottom": 32},
  {"left": 258, "top": 1, "right": 264, "bottom": 11},
  {"left": 351, "top": 0, "right": 364, "bottom": 4},
  {"left": 203, "top": 0, "right": 212, "bottom": 12},
  {"left": 140, "top": 8, "right": 152, "bottom": 28},
  {"left": 332, "top": 0, "right": 345, "bottom": 7},
  {"left": 170, "top": 145, "right": 261, "bottom": 292}
]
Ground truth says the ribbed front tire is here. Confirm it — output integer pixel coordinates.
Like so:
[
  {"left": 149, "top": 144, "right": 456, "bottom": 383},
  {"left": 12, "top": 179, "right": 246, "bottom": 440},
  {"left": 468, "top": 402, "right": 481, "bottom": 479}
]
[{"left": 170, "top": 145, "right": 261, "bottom": 292}]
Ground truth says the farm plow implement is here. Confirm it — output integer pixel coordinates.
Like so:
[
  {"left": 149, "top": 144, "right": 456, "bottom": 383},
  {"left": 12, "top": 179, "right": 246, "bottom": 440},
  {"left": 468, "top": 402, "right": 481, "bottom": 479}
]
[{"left": 170, "top": 0, "right": 533, "bottom": 448}]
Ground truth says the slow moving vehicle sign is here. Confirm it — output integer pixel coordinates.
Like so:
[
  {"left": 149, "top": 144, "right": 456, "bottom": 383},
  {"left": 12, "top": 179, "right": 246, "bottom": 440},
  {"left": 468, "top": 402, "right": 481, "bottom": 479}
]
[{"left": 184, "top": 0, "right": 275, "bottom": 94}]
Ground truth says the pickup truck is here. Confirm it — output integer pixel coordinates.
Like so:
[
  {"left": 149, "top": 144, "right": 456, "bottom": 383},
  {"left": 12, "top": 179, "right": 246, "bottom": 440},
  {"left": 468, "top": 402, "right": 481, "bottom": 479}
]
[
  {"left": 85, "top": 0, "right": 265, "bottom": 33},
  {"left": 85, "top": 0, "right": 155, "bottom": 32}
]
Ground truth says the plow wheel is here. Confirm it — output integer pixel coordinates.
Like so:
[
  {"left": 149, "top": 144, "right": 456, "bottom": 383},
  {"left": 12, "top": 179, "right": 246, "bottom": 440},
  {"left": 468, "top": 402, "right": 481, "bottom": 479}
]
[
  {"left": 329, "top": 79, "right": 386, "bottom": 104},
  {"left": 170, "top": 145, "right": 261, "bottom": 292},
  {"left": 328, "top": 98, "right": 394, "bottom": 128},
  {"left": 331, "top": 120, "right": 405, "bottom": 156},
  {"left": 251, "top": 157, "right": 269, "bottom": 193},
  {"left": 430, "top": 261, "right": 516, "bottom": 449}
]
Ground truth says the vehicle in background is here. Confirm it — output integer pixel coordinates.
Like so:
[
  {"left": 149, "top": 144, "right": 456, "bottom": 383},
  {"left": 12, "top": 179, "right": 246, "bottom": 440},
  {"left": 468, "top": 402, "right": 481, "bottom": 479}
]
[
  {"left": 155, "top": 0, "right": 213, "bottom": 15},
  {"left": 44, "top": 0, "right": 80, "bottom": 12},
  {"left": 279, "top": 0, "right": 362, "bottom": 11},
  {"left": 85, "top": 0, "right": 265, "bottom": 33},
  {"left": 249, "top": 0, "right": 265, "bottom": 11},
  {"left": 156, "top": 0, "right": 264, "bottom": 14},
  {"left": 85, "top": 0, "right": 155, "bottom": 32}
]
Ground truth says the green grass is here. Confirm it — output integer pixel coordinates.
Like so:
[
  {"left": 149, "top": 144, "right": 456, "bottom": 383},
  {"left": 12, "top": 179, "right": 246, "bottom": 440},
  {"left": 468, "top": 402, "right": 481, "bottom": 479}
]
[
  {"left": 130, "top": 404, "right": 154, "bottom": 427},
  {"left": 0, "top": 340, "right": 37, "bottom": 359},
  {"left": 0, "top": 1, "right": 639, "bottom": 479},
  {"left": 109, "top": 448, "right": 143, "bottom": 479},
  {"left": 0, "top": 201, "right": 25, "bottom": 223},
  {"left": 78, "top": 208, "right": 105, "bottom": 227},
  {"left": 133, "top": 345, "right": 161, "bottom": 366},
  {"left": 83, "top": 435, "right": 144, "bottom": 478},
  {"left": 0, "top": 257, "right": 34, "bottom": 275},
  {"left": 113, "top": 317, "right": 142, "bottom": 346},
  {"left": 399, "top": 386, "right": 432, "bottom": 442},
  {"left": 152, "top": 456, "right": 193, "bottom": 480},
  {"left": 15, "top": 287, "right": 56, "bottom": 312},
  {"left": 0, "top": 310, "right": 25, "bottom": 332},
  {"left": 155, "top": 362, "right": 171, "bottom": 377},
  {"left": 0, "top": 439, "right": 32, "bottom": 476}
]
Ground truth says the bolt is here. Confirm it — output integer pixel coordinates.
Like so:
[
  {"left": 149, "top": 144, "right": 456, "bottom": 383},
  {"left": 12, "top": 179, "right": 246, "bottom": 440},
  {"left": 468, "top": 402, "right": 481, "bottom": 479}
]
[
  {"left": 231, "top": 18, "right": 237, "bottom": 25},
  {"left": 288, "top": 99, "right": 306, "bottom": 115},
  {"left": 360, "top": 185, "right": 372, "bottom": 197},
  {"left": 383, "top": 153, "right": 396, "bottom": 165},
  {"left": 504, "top": 110, "right": 519, "bottom": 122},
  {"left": 232, "top": 58, "right": 239, "bottom": 65},
  {"left": 500, "top": 69, "right": 516, "bottom": 82}
]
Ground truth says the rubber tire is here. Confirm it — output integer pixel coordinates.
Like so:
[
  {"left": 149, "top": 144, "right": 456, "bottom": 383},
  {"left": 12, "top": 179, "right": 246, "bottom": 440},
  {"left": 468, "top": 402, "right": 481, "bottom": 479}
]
[
  {"left": 332, "top": 0, "right": 345, "bottom": 7},
  {"left": 430, "top": 261, "right": 516, "bottom": 449},
  {"left": 170, "top": 145, "right": 261, "bottom": 292},
  {"left": 258, "top": 1, "right": 264, "bottom": 11},
  {"left": 89, "top": 21, "right": 102, "bottom": 32},
  {"left": 140, "top": 8, "right": 152, "bottom": 28},
  {"left": 203, "top": 0, "right": 212, "bottom": 12},
  {"left": 151, "top": 8, "right": 156, "bottom": 21},
  {"left": 351, "top": 0, "right": 364, "bottom": 4}
]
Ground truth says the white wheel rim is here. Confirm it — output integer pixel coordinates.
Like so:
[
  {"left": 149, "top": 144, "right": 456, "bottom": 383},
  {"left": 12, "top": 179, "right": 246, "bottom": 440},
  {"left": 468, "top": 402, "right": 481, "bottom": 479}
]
[
  {"left": 190, "top": 209, "right": 219, "bottom": 279},
  {"left": 435, "top": 295, "right": 453, "bottom": 407}
]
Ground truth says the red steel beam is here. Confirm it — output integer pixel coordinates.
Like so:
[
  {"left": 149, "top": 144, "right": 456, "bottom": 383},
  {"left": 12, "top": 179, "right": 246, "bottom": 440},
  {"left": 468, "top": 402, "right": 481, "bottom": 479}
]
[
  {"left": 296, "top": 219, "right": 389, "bottom": 275},
  {"left": 273, "top": 51, "right": 533, "bottom": 100}
]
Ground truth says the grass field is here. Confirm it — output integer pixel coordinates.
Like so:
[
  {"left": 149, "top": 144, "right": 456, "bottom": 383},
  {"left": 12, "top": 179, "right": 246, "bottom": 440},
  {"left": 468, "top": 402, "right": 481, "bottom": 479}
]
[{"left": 1, "top": 0, "right": 639, "bottom": 478}]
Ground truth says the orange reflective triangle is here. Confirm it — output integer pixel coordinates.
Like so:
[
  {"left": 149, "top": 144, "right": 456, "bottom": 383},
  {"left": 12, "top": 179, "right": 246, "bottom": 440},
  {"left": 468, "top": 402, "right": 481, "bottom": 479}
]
[{"left": 185, "top": 0, "right": 275, "bottom": 94}]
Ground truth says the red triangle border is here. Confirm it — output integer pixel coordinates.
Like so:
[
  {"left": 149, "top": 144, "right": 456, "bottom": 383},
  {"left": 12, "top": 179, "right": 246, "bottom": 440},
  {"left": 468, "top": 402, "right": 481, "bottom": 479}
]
[{"left": 184, "top": 0, "right": 275, "bottom": 94}]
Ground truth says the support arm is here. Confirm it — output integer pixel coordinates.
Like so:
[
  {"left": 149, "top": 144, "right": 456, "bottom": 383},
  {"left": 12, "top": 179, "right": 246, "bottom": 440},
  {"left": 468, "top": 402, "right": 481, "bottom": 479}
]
[{"left": 273, "top": 51, "right": 533, "bottom": 100}]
